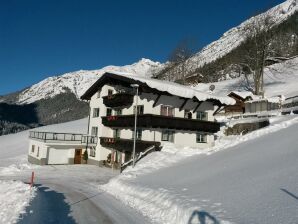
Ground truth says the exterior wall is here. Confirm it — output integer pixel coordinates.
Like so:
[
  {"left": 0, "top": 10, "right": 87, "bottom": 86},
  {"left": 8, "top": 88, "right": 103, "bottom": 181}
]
[
  {"left": 87, "top": 83, "right": 218, "bottom": 163},
  {"left": 28, "top": 139, "right": 48, "bottom": 164},
  {"left": 28, "top": 139, "right": 86, "bottom": 165}
]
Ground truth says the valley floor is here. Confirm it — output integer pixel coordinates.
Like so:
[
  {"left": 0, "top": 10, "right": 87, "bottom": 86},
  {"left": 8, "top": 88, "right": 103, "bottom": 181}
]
[{"left": 0, "top": 115, "right": 298, "bottom": 224}]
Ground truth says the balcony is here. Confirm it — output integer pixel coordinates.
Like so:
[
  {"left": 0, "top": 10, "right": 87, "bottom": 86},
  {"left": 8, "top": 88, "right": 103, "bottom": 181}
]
[
  {"left": 102, "top": 93, "right": 134, "bottom": 108},
  {"left": 100, "top": 137, "right": 160, "bottom": 152},
  {"left": 101, "top": 114, "right": 220, "bottom": 133},
  {"left": 29, "top": 131, "right": 98, "bottom": 145}
]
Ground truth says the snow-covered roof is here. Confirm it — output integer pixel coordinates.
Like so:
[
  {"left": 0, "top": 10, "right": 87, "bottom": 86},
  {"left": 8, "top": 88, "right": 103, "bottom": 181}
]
[
  {"left": 228, "top": 91, "right": 254, "bottom": 100},
  {"left": 246, "top": 95, "right": 284, "bottom": 104},
  {"left": 81, "top": 72, "right": 235, "bottom": 105}
]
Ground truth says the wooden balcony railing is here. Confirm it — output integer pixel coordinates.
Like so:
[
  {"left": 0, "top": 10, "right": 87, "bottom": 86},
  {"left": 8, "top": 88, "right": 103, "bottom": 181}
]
[
  {"left": 102, "top": 93, "right": 134, "bottom": 108},
  {"left": 100, "top": 137, "right": 160, "bottom": 152},
  {"left": 102, "top": 114, "right": 220, "bottom": 133}
]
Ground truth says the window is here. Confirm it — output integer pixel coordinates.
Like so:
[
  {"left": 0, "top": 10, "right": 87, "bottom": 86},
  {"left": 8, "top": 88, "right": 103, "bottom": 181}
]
[
  {"left": 91, "top": 127, "right": 98, "bottom": 136},
  {"left": 184, "top": 110, "right": 192, "bottom": 119},
  {"left": 161, "top": 130, "right": 175, "bottom": 142},
  {"left": 161, "top": 105, "right": 174, "bottom": 117},
  {"left": 132, "top": 129, "right": 142, "bottom": 140},
  {"left": 196, "top": 111, "right": 208, "bottom": 121},
  {"left": 93, "top": 108, "right": 100, "bottom": 117},
  {"left": 113, "top": 129, "right": 121, "bottom": 139},
  {"left": 133, "top": 105, "right": 144, "bottom": 115},
  {"left": 108, "top": 89, "right": 113, "bottom": 96},
  {"left": 106, "top": 108, "right": 112, "bottom": 116},
  {"left": 37, "top": 147, "right": 40, "bottom": 157},
  {"left": 97, "top": 90, "right": 101, "bottom": 98},
  {"left": 31, "top": 145, "right": 35, "bottom": 153},
  {"left": 196, "top": 132, "right": 207, "bottom": 143},
  {"left": 114, "top": 108, "right": 122, "bottom": 116},
  {"left": 89, "top": 147, "right": 96, "bottom": 157}
]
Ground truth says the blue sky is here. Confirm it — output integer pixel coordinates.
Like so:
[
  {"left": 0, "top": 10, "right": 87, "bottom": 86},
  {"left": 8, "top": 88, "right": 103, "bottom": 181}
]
[{"left": 0, "top": 0, "right": 285, "bottom": 95}]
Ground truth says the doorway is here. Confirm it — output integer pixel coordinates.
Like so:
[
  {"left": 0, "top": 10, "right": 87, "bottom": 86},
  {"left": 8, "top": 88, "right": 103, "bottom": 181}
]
[{"left": 74, "top": 149, "right": 82, "bottom": 164}]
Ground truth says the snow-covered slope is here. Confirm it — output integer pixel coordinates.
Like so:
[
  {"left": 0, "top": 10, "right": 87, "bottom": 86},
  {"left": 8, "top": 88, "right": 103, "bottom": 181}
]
[
  {"left": 194, "top": 56, "right": 298, "bottom": 98},
  {"left": 18, "top": 58, "right": 161, "bottom": 104},
  {"left": 102, "top": 115, "right": 298, "bottom": 224},
  {"left": 187, "top": 0, "right": 297, "bottom": 70}
]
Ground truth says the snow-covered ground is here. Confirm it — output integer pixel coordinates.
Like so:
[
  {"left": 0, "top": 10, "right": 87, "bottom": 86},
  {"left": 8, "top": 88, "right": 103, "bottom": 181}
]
[
  {"left": 101, "top": 114, "right": 298, "bottom": 224},
  {"left": 1, "top": 115, "right": 298, "bottom": 223},
  {"left": 0, "top": 119, "right": 150, "bottom": 224},
  {"left": 0, "top": 180, "right": 35, "bottom": 224},
  {"left": 194, "top": 57, "right": 298, "bottom": 99}
]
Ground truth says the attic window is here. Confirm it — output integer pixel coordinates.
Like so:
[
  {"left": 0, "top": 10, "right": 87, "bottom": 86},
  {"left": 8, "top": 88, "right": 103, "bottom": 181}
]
[{"left": 108, "top": 89, "right": 113, "bottom": 96}]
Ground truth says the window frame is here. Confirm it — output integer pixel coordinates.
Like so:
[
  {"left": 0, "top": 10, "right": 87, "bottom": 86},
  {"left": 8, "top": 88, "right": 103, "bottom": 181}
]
[
  {"left": 108, "top": 89, "right": 113, "bottom": 96},
  {"left": 114, "top": 108, "right": 122, "bottom": 116},
  {"left": 96, "top": 90, "right": 101, "bottom": 98},
  {"left": 113, "top": 129, "right": 121, "bottom": 139},
  {"left": 91, "top": 127, "right": 98, "bottom": 136},
  {"left": 134, "top": 105, "right": 144, "bottom": 115},
  {"left": 160, "top": 105, "right": 175, "bottom": 117},
  {"left": 196, "top": 111, "right": 208, "bottom": 121},
  {"left": 196, "top": 132, "right": 207, "bottom": 143},
  {"left": 161, "top": 130, "right": 175, "bottom": 142},
  {"left": 93, "top": 108, "right": 100, "bottom": 118},
  {"left": 89, "top": 147, "right": 96, "bottom": 157},
  {"left": 106, "top": 108, "right": 112, "bottom": 116}
]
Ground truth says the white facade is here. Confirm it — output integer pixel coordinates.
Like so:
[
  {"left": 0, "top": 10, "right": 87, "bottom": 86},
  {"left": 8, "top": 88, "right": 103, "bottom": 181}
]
[
  {"left": 88, "top": 83, "right": 218, "bottom": 164},
  {"left": 28, "top": 72, "right": 231, "bottom": 167},
  {"left": 28, "top": 132, "right": 97, "bottom": 165}
]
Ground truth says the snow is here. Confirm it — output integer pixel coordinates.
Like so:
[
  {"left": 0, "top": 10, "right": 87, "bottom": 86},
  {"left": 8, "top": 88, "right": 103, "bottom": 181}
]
[
  {"left": 18, "top": 58, "right": 161, "bottom": 104},
  {"left": 194, "top": 57, "right": 298, "bottom": 99},
  {"left": 101, "top": 114, "right": 298, "bottom": 224},
  {"left": 0, "top": 180, "right": 36, "bottom": 224},
  {"left": 107, "top": 71, "right": 235, "bottom": 105},
  {"left": 186, "top": 0, "right": 297, "bottom": 71},
  {"left": 0, "top": 119, "right": 150, "bottom": 224},
  {"left": 229, "top": 91, "right": 253, "bottom": 99}
]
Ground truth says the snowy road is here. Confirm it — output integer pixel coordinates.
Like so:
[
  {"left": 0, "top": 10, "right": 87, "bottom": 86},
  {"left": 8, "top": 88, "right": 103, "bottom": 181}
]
[{"left": 1, "top": 165, "right": 151, "bottom": 224}]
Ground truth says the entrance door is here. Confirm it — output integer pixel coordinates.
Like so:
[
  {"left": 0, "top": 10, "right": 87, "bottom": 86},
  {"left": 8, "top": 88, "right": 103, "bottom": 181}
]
[{"left": 74, "top": 149, "right": 82, "bottom": 164}]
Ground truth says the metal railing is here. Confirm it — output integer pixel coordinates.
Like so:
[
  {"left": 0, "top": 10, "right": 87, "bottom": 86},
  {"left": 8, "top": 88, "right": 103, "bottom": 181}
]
[{"left": 29, "top": 131, "right": 98, "bottom": 144}]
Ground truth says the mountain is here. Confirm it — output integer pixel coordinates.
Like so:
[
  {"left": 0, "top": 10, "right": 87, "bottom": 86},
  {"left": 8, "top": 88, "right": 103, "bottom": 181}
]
[
  {"left": 155, "top": 0, "right": 298, "bottom": 83},
  {"left": 0, "top": 59, "right": 161, "bottom": 135},
  {"left": 9, "top": 58, "right": 161, "bottom": 104}
]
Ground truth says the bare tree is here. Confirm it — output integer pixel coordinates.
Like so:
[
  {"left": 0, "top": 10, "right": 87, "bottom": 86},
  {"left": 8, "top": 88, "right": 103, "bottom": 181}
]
[
  {"left": 152, "top": 38, "right": 198, "bottom": 84},
  {"left": 241, "top": 14, "right": 275, "bottom": 96}
]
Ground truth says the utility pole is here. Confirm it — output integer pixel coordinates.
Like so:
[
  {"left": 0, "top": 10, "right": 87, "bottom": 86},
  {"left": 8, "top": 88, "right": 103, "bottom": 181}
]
[{"left": 131, "top": 84, "right": 139, "bottom": 168}]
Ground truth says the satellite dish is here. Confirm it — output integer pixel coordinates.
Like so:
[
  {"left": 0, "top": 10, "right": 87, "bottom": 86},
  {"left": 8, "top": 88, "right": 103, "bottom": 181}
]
[{"left": 209, "top": 84, "right": 215, "bottom": 92}]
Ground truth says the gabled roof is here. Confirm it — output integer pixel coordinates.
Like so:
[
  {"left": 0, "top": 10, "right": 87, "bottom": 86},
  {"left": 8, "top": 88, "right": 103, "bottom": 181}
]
[{"left": 81, "top": 72, "right": 235, "bottom": 105}]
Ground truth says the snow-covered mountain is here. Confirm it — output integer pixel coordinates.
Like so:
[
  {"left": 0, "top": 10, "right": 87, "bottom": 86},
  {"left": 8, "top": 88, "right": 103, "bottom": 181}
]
[
  {"left": 194, "top": 56, "right": 298, "bottom": 98},
  {"left": 18, "top": 58, "right": 161, "bottom": 104},
  {"left": 187, "top": 0, "right": 297, "bottom": 69}
]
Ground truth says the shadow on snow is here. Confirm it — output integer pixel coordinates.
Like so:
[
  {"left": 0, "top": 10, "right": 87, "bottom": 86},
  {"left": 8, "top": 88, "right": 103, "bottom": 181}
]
[{"left": 18, "top": 184, "right": 76, "bottom": 224}]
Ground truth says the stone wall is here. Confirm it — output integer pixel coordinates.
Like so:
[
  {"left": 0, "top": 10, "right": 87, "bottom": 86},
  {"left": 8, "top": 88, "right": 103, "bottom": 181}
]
[{"left": 225, "top": 119, "right": 270, "bottom": 136}]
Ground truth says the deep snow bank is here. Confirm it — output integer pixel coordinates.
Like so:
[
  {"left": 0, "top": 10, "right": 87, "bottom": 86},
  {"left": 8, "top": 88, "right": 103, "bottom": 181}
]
[
  {"left": 101, "top": 115, "right": 298, "bottom": 224},
  {"left": 0, "top": 180, "right": 36, "bottom": 224}
]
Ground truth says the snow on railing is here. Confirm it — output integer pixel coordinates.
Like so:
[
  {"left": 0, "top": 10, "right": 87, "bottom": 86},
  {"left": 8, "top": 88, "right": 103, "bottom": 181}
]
[{"left": 120, "top": 145, "right": 156, "bottom": 172}]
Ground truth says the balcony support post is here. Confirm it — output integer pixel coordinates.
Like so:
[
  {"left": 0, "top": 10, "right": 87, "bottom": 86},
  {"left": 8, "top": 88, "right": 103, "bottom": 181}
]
[
  {"left": 179, "top": 99, "right": 188, "bottom": 111},
  {"left": 153, "top": 94, "right": 161, "bottom": 107}
]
